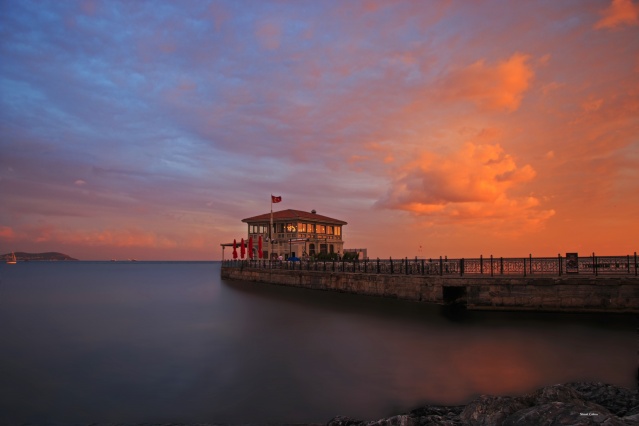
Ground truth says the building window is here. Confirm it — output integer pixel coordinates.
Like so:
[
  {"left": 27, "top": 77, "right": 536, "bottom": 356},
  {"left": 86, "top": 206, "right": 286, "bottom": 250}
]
[
  {"left": 299, "top": 223, "right": 307, "bottom": 232},
  {"left": 286, "top": 223, "right": 297, "bottom": 232},
  {"left": 309, "top": 244, "right": 315, "bottom": 255},
  {"left": 327, "top": 225, "right": 334, "bottom": 234},
  {"left": 317, "top": 224, "right": 326, "bottom": 234},
  {"left": 335, "top": 226, "right": 341, "bottom": 236},
  {"left": 320, "top": 244, "right": 327, "bottom": 254}
]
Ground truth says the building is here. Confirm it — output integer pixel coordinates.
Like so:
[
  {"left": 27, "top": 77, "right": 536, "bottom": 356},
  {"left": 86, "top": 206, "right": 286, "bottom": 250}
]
[{"left": 242, "top": 209, "right": 347, "bottom": 259}]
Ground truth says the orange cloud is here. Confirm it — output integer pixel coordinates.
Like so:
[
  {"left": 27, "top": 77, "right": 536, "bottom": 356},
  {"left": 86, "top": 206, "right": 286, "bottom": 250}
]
[
  {"left": 581, "top": 98, "right": 604, "bottom": 112},
  {"left": 0, "top": 226, "right": 16, "bottom": 240},
  {"left": 595, "top": 0, "right": 639, "bottom": 29},
  {"left": 439, "top": 53, "right": 534, "bottom": 112},
  {"left": 377, "top": 143, "right": 554, "bottom": 230}
]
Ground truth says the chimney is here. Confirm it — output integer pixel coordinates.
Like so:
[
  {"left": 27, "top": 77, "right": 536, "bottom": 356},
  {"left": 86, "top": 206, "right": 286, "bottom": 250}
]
[{"left": 311, "top": 209, "right": 316, "bottom": 214}]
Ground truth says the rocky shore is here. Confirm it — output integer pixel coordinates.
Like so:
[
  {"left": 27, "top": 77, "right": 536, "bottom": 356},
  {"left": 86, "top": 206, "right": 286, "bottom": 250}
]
[{"left": 328, "top": 382, "right": 638, "bottom": 425}]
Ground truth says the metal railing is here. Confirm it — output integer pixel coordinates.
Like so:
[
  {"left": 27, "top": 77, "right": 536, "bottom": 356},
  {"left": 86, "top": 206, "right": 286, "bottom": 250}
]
[{"left": 223, "top": 253, "right": 638, "bottom": 277}]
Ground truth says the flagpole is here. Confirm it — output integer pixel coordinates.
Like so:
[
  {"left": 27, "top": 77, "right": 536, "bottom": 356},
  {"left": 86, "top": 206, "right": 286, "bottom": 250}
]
[{"left": 270, "top": 195, "right": 273, "bottom": 263}]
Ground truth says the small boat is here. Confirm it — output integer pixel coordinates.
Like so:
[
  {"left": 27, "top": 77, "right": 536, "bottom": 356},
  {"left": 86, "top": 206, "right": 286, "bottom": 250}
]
[{"left": 7, "top": 252, "right": 17, "bottom": 264}]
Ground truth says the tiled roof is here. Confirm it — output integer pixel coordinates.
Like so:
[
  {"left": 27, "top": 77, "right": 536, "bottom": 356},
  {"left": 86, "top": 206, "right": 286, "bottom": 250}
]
[{"left": 242, "top": 209, "right": 347, "bottom": 225}]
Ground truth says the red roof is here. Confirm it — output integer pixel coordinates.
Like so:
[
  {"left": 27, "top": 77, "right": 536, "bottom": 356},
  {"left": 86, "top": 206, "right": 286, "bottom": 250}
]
[{"left": 242, "top": 209, "right": 347, "bottom": 225}]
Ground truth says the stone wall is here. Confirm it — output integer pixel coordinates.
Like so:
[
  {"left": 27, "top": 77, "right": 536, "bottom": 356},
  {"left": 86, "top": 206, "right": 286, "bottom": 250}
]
[{"left": 220, "top": 266, "right": 639, "bottom": 313}]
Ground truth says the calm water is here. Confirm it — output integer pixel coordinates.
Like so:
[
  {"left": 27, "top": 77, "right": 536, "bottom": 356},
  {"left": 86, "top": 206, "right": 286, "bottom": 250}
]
[{"left": 0, "top": 261, "right": 635, "bottom": 424}]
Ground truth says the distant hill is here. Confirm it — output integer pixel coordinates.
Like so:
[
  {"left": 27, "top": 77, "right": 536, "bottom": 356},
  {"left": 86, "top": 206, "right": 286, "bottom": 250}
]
[{"left": 3, "top": 252, "right": 78, "bottom": 261}]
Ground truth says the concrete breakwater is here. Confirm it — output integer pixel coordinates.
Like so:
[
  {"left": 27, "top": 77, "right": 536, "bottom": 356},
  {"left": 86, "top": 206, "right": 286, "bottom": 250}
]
[{"left": 221, "top": 266, "right": 639, "bottom": 313}]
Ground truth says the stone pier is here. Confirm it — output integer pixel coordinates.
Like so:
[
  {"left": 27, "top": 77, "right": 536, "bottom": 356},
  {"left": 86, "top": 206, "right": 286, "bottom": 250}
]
[{"left": 221, "top": 266, "right": 639, "bottom": 313}]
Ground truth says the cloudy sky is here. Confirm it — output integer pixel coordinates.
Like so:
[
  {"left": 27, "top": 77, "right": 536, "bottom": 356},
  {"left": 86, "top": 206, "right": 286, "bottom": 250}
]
[{"left": 1, "top": 0, "right": 638, "bottom": 260}]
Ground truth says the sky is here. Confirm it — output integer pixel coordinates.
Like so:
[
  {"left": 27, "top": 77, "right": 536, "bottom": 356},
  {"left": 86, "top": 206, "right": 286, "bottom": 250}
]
[{"left": 1, "top": 0, "right": 638, "bottom": 261}]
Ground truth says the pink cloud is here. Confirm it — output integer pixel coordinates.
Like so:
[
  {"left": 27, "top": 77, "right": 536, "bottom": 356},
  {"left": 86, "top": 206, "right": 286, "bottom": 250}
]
[
  {"left": 377, "top": 143, "right": 554, "bottom": 231},
  {"left": 0, "top": 226, "right": 16, "bottom": 240},
  {"left": 255, "top": 20, "right": 282, "bottom": 50},
  {"left": 439, "top": 53, "right": 534, "bottom": 112},
  {"left": 595, "top": 0, "right": 639, "bottom": 29}
]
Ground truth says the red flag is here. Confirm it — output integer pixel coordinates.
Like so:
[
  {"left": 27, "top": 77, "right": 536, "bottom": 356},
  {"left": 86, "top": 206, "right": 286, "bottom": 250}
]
[
  {"left": 258, "top": 235, "right": 263, "bottom": 259},
  {"left": 248, "top": 236, "right": 253, "bottom": 259},
  {"left": 232, "top": 239, "right": 238, "bottom": 259},
  {"left": 240, "top": 238, "right": 246, "bottom": 259},
  {"left": 271, "top": 195, "right": 282, "bottom": 203}
]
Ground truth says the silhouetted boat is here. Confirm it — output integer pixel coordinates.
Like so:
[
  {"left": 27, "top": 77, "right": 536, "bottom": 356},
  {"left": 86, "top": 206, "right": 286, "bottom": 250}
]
[{"left": 7, "top": 252, "right": 17, "bottom": 264}]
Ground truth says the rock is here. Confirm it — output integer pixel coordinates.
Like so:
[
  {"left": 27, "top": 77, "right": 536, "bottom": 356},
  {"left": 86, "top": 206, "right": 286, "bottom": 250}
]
[
  {"left": 409, "top": 405, "right": 464, "bottom": 425},
  {"left": 459, "top": 395, "right": 529, "bottom": 425},
  {"left": 502, "top": 401, "right": 625, "bottom": 425},
  {"left": 521, "top": 383, "right": 586, "bottom": 406},
  {"left": 327, "top": 416, "right": 364, "bottom": 426},
  {"left": 326, "top": 382, "right": 638, "bottom": 426},
  {"left": 363, "top": 414, "right": 418, "bottom": 426},
  {"left": 564, "top": 382, "right": 639, "bottom": 417}
]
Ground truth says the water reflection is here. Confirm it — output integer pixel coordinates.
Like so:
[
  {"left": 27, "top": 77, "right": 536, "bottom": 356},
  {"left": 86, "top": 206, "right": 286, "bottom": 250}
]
[{"left": 0, "top": 262, "right": 635, "bottom": 424}]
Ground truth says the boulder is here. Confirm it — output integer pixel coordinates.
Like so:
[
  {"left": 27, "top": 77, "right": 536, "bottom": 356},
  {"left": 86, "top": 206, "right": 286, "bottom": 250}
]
[
  {"left": 326, "top": 382, "right": 637, "bottom": 426},
  {"left": 564, "top": 381, "right": 639, "bottom": 417},
  {"left": 459, "top": 395, "right": 529, "bottom": 425},
  {"left": 502, "top": 401, "right": 624, "bottom": 425}
]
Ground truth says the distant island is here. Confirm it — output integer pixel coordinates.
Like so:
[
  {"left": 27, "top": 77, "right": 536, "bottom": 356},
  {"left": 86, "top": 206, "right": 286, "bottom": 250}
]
[{"left": 3, "top": 252, "right": 78, "bottom": 261}]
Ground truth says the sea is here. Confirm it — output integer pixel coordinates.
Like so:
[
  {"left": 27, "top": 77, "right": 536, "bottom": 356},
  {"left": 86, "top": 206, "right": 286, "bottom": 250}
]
[{"left": 0, "top": 261, "right": 636, "bottom": 425}]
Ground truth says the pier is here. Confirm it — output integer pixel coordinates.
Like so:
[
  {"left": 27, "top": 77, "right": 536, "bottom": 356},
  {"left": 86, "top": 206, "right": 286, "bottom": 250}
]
[{"left": 221, "top": 254, "right": 639, "bottom": 313}]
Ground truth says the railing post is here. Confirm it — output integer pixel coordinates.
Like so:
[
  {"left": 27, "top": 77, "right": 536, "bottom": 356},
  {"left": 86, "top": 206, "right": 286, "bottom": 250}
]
[
  {"left": 635, "top": 252, "right": 638, "bottom": 276},
  {"left": 377, "top": 258, "right": 380, "bottom": 274},
  {"left": 480, "top": 255, "right": 483, "bottom": 274},
  {"left": 500, "top": 257, "right": 504, "bottom": 275},
  {"left": 460, "top": 258, "right": 464, "bottom": 276},
  {"left": 364, "top": 258, "right": 367, "bottom": 273},
  {"left": 529, "top": 254, "right": 533, "bottom": 275},
  {"left": 390, "top": 257, "right": 394, "bottom": 274},
  {"left": 628, "top": 255, "right": 631, "bottom": 274},
  {"left": 490, "top": 255, "right": 493, "bottom": 277},
  {"left": 558, "top": 253, "right": 562, "bottom": 276},
  {"left": 593, "top": 252, "right": 597, "bottom": 276},
  {"left": 523, "top": 258, "right": 526, "bottom": 277},
  {"left": 421, "top": 259, "right": 425, "bottom": 275},
  {"left": 405, "top": 257, "right": 408, "bottom": 275}
]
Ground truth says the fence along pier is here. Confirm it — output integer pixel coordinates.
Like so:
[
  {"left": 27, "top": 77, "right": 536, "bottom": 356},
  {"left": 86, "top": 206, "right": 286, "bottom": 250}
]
[{"left": 221, "top": 253, "right": 639, "bottom": 313}]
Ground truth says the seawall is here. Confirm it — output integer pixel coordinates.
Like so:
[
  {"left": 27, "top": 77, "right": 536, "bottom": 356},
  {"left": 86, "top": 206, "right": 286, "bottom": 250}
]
[{"left": 221, "top": 266, "right": 639, "bottom": 313}]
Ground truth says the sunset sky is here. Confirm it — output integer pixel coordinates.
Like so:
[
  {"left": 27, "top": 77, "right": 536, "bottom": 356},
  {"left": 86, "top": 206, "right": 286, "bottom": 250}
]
[{"left": 1, "top": 0, "right": 638, "bottom": 260}]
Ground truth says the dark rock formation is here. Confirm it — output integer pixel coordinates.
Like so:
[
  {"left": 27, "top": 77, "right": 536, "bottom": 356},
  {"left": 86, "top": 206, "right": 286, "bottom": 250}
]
[{"left": 326, "top": 382, "right": 638, "bottom": 426}]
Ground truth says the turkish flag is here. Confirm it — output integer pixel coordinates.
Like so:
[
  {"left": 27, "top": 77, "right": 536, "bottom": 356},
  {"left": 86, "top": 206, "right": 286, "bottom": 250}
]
[{"left": 271, "top": 195, "right": 282, "bottom": 203}]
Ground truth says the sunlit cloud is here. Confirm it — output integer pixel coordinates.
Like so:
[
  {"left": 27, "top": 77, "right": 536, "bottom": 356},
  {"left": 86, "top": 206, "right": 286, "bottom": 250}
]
[
  {"left": 377, "top": 143, "right": 555, "bottom": 230},
  {"left": 438, "top": 53, "right": 534, "bottom": 112},
  {"left": 0, "top": 1, "right": 636, "bottom": 259},
  {"left": 595, "top": 0, "right": 639, "bottom": 29},
  {"left": 0, "top": 226, "right": 16, "bottom": 241}
]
